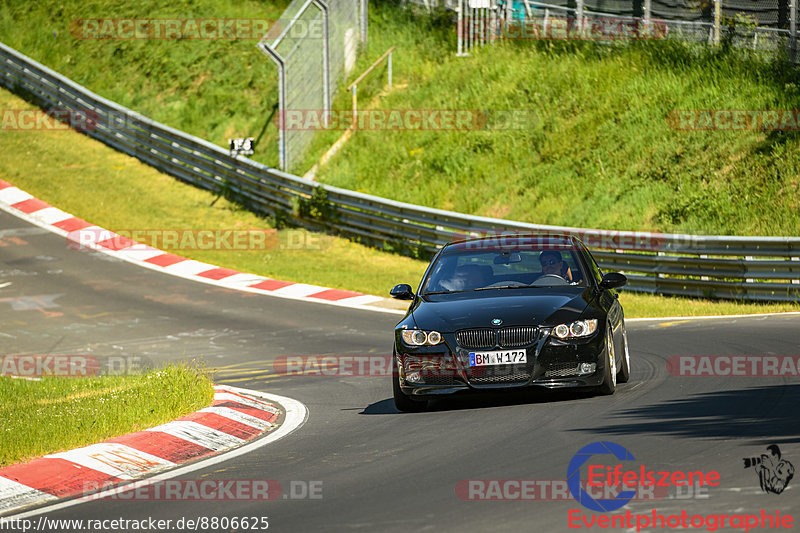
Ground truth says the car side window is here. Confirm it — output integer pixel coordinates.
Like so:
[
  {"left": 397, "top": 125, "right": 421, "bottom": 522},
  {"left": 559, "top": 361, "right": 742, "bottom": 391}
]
[{"left": 583, "top": 246, "right": 604, "bottom": 285}]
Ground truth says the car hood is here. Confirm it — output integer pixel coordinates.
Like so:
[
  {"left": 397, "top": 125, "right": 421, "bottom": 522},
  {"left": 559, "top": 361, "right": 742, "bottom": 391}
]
[{"left": 410, "top": 287, "right": 594, "bottom": 332}]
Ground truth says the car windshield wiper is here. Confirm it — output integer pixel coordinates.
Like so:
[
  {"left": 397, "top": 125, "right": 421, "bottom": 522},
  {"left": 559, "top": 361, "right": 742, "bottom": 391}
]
[
  {"left": 474, "top": 284, "right": 538, "bottom": 291},
  {"left": 421, "top": 289, "right": 470, "bottom": 295}
]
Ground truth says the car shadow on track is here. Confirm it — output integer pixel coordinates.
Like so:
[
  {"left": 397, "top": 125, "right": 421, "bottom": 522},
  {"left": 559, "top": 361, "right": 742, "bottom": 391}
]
[
  {"left": 360, "top": 387, "right": 604, "bottom": 415},
  {"left": 571, "top": 383, "right": 800, "bottom": 444}
]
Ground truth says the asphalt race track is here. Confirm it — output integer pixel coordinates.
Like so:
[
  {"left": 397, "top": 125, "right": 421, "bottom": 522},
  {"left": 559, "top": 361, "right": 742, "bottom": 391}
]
[{"left": 2, "top": 207, "right": 800, "bottom": 532}]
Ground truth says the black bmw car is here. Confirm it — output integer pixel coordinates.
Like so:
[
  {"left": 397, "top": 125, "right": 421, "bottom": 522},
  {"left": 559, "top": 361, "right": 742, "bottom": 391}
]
[{"left": 390, "top": 234, "right": 630, "bottom": 411}]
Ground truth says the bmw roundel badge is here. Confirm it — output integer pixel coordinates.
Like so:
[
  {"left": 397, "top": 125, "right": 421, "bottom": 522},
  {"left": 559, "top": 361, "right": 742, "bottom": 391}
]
[{"left": 491, "top": 318, "right": 502, "bottom": 325}]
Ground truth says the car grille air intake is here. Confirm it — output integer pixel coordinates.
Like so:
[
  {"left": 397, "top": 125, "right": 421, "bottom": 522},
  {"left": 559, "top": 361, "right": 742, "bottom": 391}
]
[
  {"left": 456, "top": 328, "right": 496, "bottom": 349},
  {"left": 456, "top": 327, "right": 539, "bottom": 349},
  {"left": 545, "top": 362, "right": 581, "bottom": 377},
  {"left": 498, "top": 326, "right": 538, "bottom": 347},
  {"left": 466, "top": 364, "right": 531, "bottom": 385}
]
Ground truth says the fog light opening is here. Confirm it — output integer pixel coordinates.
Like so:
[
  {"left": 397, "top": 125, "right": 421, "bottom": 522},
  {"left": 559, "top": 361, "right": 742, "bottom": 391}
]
[
  {"left": 406, "top": 371, "right": 423, "bottom": 383},
  {"left": 579, "top": 363, "right": 596, "bottom": 375}
]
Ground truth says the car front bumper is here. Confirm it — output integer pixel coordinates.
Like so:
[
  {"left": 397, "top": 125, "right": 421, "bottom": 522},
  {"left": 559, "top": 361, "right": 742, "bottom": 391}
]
[{"left": 395, "top": 328, "right": 608, "bottom": 397}]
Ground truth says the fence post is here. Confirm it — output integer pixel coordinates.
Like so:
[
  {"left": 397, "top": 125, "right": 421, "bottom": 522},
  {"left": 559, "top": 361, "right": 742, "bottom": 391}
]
[
  {"left": 457, "top": 0, "right": 465, "bottom": 55},
  {"left": 576, "top": 0, "right": 585, "bottom": 37},
  {"left": 489, "top": 0, "right": 496, "bottom": 43},
  {"left": 360, "top": 0, "right": 368, "bottom": 49},
  {"left": 714, "top": 0, "right": 721, "bottom": 45},
  {"left": 643, "top": 0, "right": 651, "bottom": 35},
  {"left": 317, "top": 0, "right": 331, "bottom": 124},
  {"left": 791, "top": 0, "right": 797, "bottom": 62},
  {"left": 257, "top": 44, "right": 287, "bottom": 171}
]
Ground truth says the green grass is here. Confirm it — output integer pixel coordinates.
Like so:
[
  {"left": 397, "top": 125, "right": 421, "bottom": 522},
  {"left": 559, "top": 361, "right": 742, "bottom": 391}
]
[
  {"left": 4, "top": 1, "right": 800, "bottom": 235},
  {"left": 2, "top": 2, "right": 799, "bottom": 315},
  {"left": 2, "top": 86, "right": 799, "bottom": 317},
  {"left": 312, "top": 14, "right": 800, "bottom": 236},
  {"left": 0, "top": 87, "right": 427, "bottom": 297},
  {"left": 0, "top": 364, "right": 214, "bottom": 467},
  {"left": 0, "top": 0, "right": 289, "bottom": 165}
]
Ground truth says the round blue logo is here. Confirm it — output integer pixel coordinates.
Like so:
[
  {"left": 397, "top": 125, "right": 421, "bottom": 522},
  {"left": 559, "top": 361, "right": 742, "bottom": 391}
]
[
  {"left": 491, "top": 318, "right": 502, "bottom": 325},
  {"left": 567, "top": 441, "right": 637, "bottom": 512}
]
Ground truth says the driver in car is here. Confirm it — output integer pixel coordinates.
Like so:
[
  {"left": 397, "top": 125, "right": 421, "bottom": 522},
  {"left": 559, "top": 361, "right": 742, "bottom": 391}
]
[
  {"left": 440, "top": 264, "right": 487, "bottom": 291},
  {"left": 539, "top": 250, "right": 573, "bottom": 282}
]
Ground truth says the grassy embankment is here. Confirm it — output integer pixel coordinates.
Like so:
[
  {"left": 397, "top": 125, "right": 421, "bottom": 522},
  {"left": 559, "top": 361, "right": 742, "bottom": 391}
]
[
  {"left": 311, "top": 8, "right": 800, "bottom": 236},
  {"left": 2, "top": 88, "right": 798, "bottom": 317},
  {"left": 1, "top": 1, "right": 799, "bottom": 316},
  {"left": 0, "top": 364, "right": 213, "bottom": 467},
  {"left": 3, "top": 1, "right": 799, "bottom": 235}
]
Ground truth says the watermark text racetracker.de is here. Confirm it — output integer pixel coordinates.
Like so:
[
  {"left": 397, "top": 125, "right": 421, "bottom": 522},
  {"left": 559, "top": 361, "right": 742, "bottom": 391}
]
[
  {"left": 456, "top": 478, "right": 678, "bottom": 501},
  {"left": 459, "top": 17, "right": 668, "bottom": 41},
  {"left": 79, "top": 478, "right": 322, "bottom": 501},
  {"left": 69, "top": 18, "right": 280, "bottom": 40},
  {"left": 67, "top": 228, "right": 329, "bottom": 252},
  {"left": 0, "top": 355, "right": 152, "bottom": 378},
  {"left": 275, "top": 109, "right": 537, "bottom": 131},
  {"left": 449, "top": 229, "right": 676, "bottom": 252},
  {"left": 273, "top": 355, "right": 392, "bottom": 377},
  {"left": 1, "top": 108, "right": 98, "bottom": 131},
  {"left": 667, "top": 355, "right": 800, "bottom": 377}
]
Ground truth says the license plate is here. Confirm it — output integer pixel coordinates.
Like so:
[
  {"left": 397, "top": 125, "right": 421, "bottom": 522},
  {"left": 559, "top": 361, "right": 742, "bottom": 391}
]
[{"left": 469, "top": 350, "right": 527, "bottom": 367}]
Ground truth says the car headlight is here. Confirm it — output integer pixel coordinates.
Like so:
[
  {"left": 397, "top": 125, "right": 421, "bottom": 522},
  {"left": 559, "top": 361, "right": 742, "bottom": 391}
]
[
  {"left": 401, "top": 329, "right": 444, "bottom": 346},
  {"left": 552, "top": 319, "right": 598, "bottom": 339}
]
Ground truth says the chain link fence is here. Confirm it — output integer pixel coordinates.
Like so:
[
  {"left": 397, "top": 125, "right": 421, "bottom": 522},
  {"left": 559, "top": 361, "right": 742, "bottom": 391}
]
[
  {"left": 451, "top": 0, "right": 796, "bottom": 55},
  {"left": 258, "top": 0, "right": 367, "bottom": 172}
]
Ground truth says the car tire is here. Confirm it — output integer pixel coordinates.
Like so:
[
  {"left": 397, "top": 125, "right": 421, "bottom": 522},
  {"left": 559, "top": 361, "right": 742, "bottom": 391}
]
[
  {"left": 392, "top": 355, "right": 429, "bottom": 412},
  {"left": 597, "top": 325, "right": 616, "bottom": 395},
  {"left": 616, "top": 321, "right": 631, "bottom": 384}
]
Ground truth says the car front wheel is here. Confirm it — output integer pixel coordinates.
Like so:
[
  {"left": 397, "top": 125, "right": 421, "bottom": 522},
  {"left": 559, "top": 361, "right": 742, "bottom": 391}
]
[
  {"left": 597, "top": 326, "right": 617, "bottom": 395},
  {"left": 616, "top": 321, "right": 631, "bottom": 384}
]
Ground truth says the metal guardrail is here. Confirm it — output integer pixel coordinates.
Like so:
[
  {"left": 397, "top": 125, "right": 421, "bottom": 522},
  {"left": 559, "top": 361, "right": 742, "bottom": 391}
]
[{"left": 1, "top": 41, "right": 799, "bottom": 302}]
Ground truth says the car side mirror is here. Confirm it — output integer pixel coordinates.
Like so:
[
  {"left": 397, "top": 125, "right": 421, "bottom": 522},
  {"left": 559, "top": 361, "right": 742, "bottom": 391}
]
[
  {"left": 390, "top": 283, "right": 415, "bottom": 300},
  {"left": 599, "top": 272, "right": 627, "bottom": 290}
]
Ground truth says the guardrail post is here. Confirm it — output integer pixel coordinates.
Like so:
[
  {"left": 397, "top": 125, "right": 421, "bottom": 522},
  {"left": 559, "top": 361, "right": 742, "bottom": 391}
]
[
  {"left": 544, "top": 8, "right": 550, "bottom": 37},
  {"left": 713, "top": 0, "right": 721, "bottom": 45},
  {"left": 745, "top": 256, "right": 754, "bottom": 283}
]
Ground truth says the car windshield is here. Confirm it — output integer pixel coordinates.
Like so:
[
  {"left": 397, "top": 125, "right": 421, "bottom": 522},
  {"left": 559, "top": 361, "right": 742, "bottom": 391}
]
[{"left": 420, "top": 243, "right": 589, "bottom": 294}]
